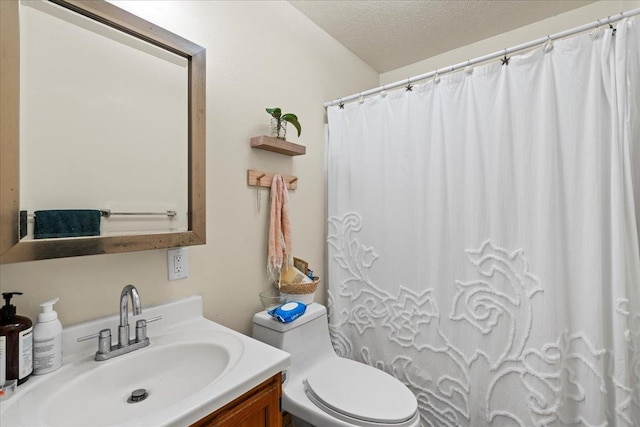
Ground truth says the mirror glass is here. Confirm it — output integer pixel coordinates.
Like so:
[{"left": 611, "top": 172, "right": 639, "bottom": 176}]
[
  {"left": 20, "top": 1, "right": 189, "bottom": 238},
  {"left": 0, "top": 0, "right": 206, "bottom": 263}
]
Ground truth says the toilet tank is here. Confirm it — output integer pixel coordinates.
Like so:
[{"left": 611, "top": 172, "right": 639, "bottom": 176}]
[{"left": 252, "top": 304, "right": 337, "bottom": 374}]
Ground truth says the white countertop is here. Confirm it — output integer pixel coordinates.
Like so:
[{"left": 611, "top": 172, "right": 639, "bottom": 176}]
[{"left": 0, "top": 295, "right": 290, "bottom": 427}]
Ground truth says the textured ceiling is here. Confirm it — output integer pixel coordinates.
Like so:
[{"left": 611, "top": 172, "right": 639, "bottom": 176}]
[{"left": 288, "top": 1, "right": 595, "bottom": 73}]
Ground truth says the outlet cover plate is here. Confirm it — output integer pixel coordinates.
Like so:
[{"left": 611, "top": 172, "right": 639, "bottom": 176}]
[{"left": 167, "top": 247, "right": 188, "bottom": 280}]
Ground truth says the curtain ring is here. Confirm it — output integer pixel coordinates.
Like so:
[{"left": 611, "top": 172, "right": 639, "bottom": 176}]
[
  {"left": 433, "top": 69, "right": 440, "bottom": 84},
  {"left": 358, "top": 92, "right": 364, "bottom": 104},
  {"left": 501, "top": 49, "right": 510, "bottom": 66},
  {"left": 405, "top": 78, "right": 413, "bottom": 91},
  {"left": 591, "top": 19, "right": 604, "bottom": 40},
  {"left": 543, "top": 35, "right": 553, "bottom": 53},
  {"left": 465, "top": 59, "right": 473, "bottom": 75},
  {"left": 606, "top": 15, "right": 616, "bottom": 35}
]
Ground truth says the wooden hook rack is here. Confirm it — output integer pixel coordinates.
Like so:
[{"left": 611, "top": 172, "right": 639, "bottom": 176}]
[{"left": 247, "top": 169, "right": 298, "bottom": 190}]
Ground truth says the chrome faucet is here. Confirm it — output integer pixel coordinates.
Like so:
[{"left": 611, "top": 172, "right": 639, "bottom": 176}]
[
  {"left": 119, "top": 284, "right": 141, "bottom": 349},
  {"left": 78, "top": 284, "right": 161, "bottom": 361}
]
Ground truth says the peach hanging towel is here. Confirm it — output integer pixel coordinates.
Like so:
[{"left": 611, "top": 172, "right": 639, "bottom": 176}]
[{"left": 267, "top": 174, "right": 292, "bottom": 281}]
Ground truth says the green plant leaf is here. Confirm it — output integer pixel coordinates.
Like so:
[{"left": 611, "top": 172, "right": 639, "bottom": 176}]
[
  {"left": 282, "top": 114, "right": 302, "bottom": 137},
  {"left": 266, "top": 107, "right": 281, "bottom": 118}
]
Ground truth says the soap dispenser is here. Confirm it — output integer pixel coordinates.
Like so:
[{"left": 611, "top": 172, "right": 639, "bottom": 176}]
[
  {"left": 0, "top": 292, "right": 33, "bottom": 385},
  {"left": 33, "top": 298, "right": 63, "bottom": 375}
]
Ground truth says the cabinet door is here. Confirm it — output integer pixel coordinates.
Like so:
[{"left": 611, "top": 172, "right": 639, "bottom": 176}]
[{"left": 191, "top": 373, "right": 282, "bottom": 427}]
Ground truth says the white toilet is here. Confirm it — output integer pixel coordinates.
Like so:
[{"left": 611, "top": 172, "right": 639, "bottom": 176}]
[{"left": 252, "top": 303, "right": 421, "bottom": 427}]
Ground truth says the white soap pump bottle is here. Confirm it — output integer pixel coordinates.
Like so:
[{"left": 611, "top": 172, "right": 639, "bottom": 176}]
[{"left": 33, "top": 298, "right": 62, "bottom": 375}]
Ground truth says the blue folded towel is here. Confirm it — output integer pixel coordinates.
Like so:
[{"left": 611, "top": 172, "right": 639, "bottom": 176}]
[{"left": 33, "top": 210, "right": 101, "bottom": 239}]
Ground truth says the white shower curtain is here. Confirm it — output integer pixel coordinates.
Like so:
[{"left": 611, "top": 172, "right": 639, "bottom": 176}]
[{"left": 327, "top": 19, "right": 640, "bottom": 426}]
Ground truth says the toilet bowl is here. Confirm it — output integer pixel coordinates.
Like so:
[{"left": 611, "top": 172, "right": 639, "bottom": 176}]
[{"left": 252, "top": 303, "right": 420, "bottom": 427}]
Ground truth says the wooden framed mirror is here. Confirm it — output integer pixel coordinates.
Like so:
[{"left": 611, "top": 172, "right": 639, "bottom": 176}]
[{"left": 0, "top": 0, "right": 206, "bottom": 263}]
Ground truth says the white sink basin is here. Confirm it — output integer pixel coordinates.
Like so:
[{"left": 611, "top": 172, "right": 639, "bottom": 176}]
[
  {"left": 43, "top": 331, "right": 242, "bottom": 427},
  {"left": 1, "top": 296, "right": 290, "bottom": 427}
]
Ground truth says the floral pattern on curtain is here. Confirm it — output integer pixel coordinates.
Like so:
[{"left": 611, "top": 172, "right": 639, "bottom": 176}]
[{"left": 326, "top": 19, "right": 640, "bottom": 426}]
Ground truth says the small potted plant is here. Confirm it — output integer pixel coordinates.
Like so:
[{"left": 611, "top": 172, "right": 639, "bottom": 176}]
[{"left": 266, "top": 107, "right": 302, "bottom": 140}]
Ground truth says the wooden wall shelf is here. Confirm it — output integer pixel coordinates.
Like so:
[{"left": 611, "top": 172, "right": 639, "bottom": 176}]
[
  {"left": 251, "top": 135, "right": 306, "bottom": 156},
  {"left": 247, "top": 169, "right": 298, "bottom": 190}
]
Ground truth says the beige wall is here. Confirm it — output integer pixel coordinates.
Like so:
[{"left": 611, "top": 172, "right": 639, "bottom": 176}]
[
  {"left": 381, "top": 0, "right": 640, "bottom": 85},
  {"left": 0, "top": 0, "right": 377, "bottom": 334},
  {"left": 3, "top": 0, "right": 637, "bottom": 336}
]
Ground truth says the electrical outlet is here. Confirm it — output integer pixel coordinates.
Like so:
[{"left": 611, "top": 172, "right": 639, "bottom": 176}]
[{"left": 167, "top": 247, "right": 188, "bottom": 280}]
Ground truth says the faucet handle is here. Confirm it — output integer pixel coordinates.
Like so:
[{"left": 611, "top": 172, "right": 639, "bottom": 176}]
[
  {"left": 77, "top": 328, "right": 110, "bottom": 341},
  {"left": 135, "top": 315, "right": 162, "bottom": 328},
  {"left": 145, "top": 315, "right": 162, "bottom": 324},
  {"left": 77, "top": 328, "right": 112, "bottom": 355},
  {"left": 135, "top": 316, "right": 162, "bottom": 343}
]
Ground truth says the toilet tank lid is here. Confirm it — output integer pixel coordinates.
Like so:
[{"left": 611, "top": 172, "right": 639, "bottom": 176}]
[{"left": 253, "top": 303, "right": 326, "bottom": 332}]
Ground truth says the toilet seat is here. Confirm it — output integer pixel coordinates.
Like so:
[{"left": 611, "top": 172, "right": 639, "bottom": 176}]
[{"left": 303, "top": 358, "right": 418, "bottom": 426}]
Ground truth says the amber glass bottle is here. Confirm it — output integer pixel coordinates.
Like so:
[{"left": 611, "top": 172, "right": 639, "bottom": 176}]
[{"left": 0, "top": 292, "right": 33, "bottom": 385}]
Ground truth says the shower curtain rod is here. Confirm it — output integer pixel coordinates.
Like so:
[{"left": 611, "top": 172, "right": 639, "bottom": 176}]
[{"left": 324, "top": 8, "right": 640, "bottom": 108}]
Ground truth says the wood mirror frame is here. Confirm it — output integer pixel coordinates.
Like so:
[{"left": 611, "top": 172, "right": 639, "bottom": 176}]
[{"left": 0, "top": 0, "right": 206, "bottom": 264}]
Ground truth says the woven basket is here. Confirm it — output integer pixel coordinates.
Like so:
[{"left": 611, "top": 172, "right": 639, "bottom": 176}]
[{"left": 276, "top": 277, "right": 320, "bottom": 295}]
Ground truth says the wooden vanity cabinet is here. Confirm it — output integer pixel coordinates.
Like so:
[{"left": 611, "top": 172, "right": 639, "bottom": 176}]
[{"left": 190, "top": 373, "right": 282, "bottom": 427}]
